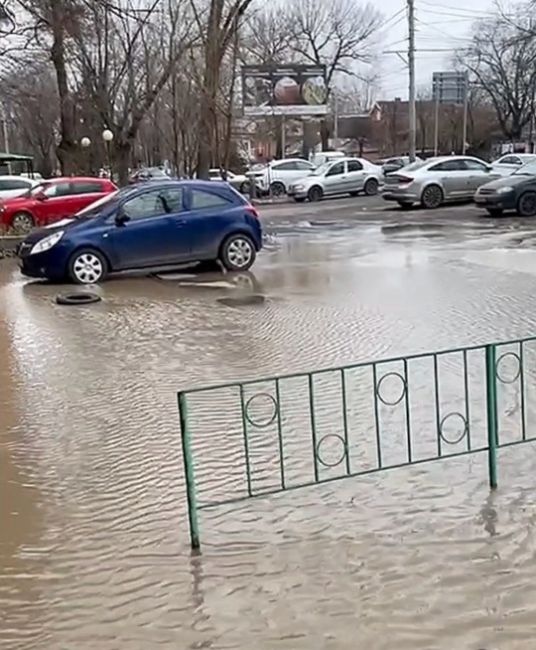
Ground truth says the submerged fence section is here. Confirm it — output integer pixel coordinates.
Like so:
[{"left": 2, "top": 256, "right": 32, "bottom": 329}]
[{"left": 179, "top": 337, "right": 536, "bottom": 549}]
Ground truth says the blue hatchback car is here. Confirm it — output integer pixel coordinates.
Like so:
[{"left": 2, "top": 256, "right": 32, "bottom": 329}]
[{"left": 18, "top": 180, "right": 263, "bottom": 284}]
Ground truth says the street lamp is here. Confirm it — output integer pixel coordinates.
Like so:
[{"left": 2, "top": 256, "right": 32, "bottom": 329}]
[
  {"left": 80, "top": 137, "right": 91, "bottom": 174},
  {"left": 102, "top": 128, "right": 114, "bottom": 181}
]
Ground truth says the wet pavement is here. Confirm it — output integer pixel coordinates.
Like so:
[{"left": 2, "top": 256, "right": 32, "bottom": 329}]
[{"left": 3, "top": 199, "right": 536, "bottom": 648}]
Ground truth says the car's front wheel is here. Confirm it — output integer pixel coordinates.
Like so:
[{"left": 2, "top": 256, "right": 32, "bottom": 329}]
[
  {"left": 11, "top": 211, "right": 34, "bottom": 233},
  {"left": 220, "top": 234, "right": 256, "bottom": 272},
  {"left": 68, "top": 249, "right": 108, "bottom": 284}
]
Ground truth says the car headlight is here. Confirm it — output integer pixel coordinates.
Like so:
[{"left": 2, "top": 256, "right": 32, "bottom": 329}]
[
  {"left": 30, "top": 230, "right": 64, "bottom": 255},
  {"left": 294, "top": 184, "right": 305, "bottom": 191},
  {"left": 497, "top": 186, "right": 514, "bottom": 194}
]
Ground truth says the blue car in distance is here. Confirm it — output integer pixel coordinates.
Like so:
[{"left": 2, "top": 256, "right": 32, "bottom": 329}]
[{"left": 18, "top": 180, "right": 263, "bottom": 284}]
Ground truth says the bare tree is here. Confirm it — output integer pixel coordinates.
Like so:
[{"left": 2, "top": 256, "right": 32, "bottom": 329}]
[
  {"left": 462, "top": 14, "right": 536, "bottom": 141},
  {"left": 194, "top": 0, "right": 255, "bottom": 178}
]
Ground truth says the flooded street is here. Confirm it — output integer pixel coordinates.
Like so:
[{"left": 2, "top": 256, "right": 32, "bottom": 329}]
[{"left": 3, "top": 200, "right": 536, "bottom": 649}]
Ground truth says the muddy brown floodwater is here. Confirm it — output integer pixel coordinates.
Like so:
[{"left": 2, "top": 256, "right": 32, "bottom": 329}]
[{"left": 4, "top": 206, "right": 536, "bottom": 649}]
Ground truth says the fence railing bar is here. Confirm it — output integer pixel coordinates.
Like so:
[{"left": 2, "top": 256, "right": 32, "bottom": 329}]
[
  {"left": 340, "top": 369, "right": 351, "bottom": 475},
  {"left": 181, "top": 335, "right": 536, "bottom": 395},
  {"left": 308, "top": 374, "right": 320, "bottom": 483},
  {"left": 463, "top": 349, "right": 471, "bottom": 451},
  {"left": 239, "top": 384, "right": 253, "bottom": 497},
  {"left": 485, "top": 345, "right": 498, "bottom": 489},
  {"left": 433, "top": 354, "right": 442, "bottom": 457},
  {"left": 178, "top": 392, "right": 201, "bottom": 550},
  {"left": 275, "top": 378, "right": 286, "bottom": 490},
  {"left": 372, "top": 363, "right": 383, "bottom": 469},
  {"left": 403, "top": 359, "right": 412, "bottom": 464},
  {"left": 197, "top": 444, "right": 493, "bottom": 510},
  {"left": 519, "top": 340, "right": 526, "bottom": 442}
]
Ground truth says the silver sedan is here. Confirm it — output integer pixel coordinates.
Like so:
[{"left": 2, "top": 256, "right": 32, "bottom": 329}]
[
  {"left": 288, "top": 157, "right": 383, "bottom": 202},
  {"left": 382, "top": 156, "right": 499, "bottom": 209}
]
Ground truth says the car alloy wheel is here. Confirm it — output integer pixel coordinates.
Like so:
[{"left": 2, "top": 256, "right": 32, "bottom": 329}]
[
  {"left": 421, "top": 184, "right": 443, "bottom": 209},
  {"left": 308, "top": 186, "right": 323, "bottom": 202},
  {"left": 11, "top": 212, "right": 34, "bottom": 233},
  {"left": 222, "top": 235, "right": 256, "bottom": 271},
  {"left": 517, "top": 191, "right": 536, "bottom": 217},
  {"left": 364, "top": 178, "right": 379, "bottom": 196},
  {"left": 270, "top": 182, "right": 286, "bottom": 197},
  {"left": 71, "top": 251, "right": 105, "bottom": 284}
]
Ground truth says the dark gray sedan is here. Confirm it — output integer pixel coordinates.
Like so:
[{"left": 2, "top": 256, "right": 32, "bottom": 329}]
[{"left": 474, "top": 160, "right": 536, "bottom": 217}]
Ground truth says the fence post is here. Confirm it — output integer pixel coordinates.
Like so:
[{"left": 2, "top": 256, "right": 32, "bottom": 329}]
[
  {"left": 485, "top": 345, "right": 498, "bottom": 490},
  {"left": 178, "top": 392, "right": 201, "bottom": 551}
]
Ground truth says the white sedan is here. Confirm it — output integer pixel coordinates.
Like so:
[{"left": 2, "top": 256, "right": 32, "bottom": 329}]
[
  {"left": 288, "top": 157, "right": 383, "bottom": 202},
  {"left": 208, "top": 169, "right": 249, "bottom": 193},
  {"left": 0, "top": 175, "right": 38, "bottom": 200},
  {"left": 491, "top": 153, "right": 536, "bottom": 176}
]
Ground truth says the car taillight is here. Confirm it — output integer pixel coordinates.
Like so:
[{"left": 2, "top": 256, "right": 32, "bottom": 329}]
[
  {"left": 396, "top": 176, "right": 414, "bottom": 184},
  {"left": 245, "top": 205, "right": 259, "bottom": 219}
]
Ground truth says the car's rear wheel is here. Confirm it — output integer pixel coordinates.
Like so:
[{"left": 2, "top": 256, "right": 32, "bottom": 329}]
[
  {"left": 270, "top": 181, "right": 286, "bottom": 197},
  {"left": 517, "top": 191, "right": 536, "bottom": 216},
  {"left": 364, "top": 178, "right": 379, "bottom": 196},
  {"left": 486, "top": 208, "right": 503, "bottom": 218},
  {"left": 68, "top": 248, "right": 108, "bottom": 284},
  {"left": 397, "top": 201, "right": 413, "bottom": 210},
  {"left": 220, "top": 234, "right": 256, "bottom": 272},
  {"left": 11, "top": 211, "right": 34, "bottom": 233},
  {"left": 421, "top": 184, "right": 443, "bottom": 209},
  {"left": 308, "top": 186, "right": 323, "bottom": 202}
]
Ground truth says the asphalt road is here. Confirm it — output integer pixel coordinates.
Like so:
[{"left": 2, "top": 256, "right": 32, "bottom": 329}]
[{"left": 258, "top": 194, "right": 487, "bottom": 227}]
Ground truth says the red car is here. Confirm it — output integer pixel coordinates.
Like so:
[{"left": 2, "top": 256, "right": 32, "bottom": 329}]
[{"left": 0, "top": 176, "right": 117, "bottom": 231}]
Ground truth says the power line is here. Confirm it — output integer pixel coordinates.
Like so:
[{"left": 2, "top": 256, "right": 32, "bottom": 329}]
[{"left": 418, "top": 0, "right": 492, "bottom": 16}]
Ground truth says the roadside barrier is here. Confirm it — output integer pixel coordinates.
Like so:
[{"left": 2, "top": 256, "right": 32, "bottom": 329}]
[{"left": 179, "top": 336, "right": 534, "bottom": 549}]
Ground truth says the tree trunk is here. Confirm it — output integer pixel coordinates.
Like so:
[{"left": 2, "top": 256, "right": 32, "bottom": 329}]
[
  {"left": 50, "top": 3, "right": 76, "bottom": 175},
  {"left": 320, "top": 120, "right": 329, "bottom": 150},
  {"left": 114, "top": 141, "right": 132, "bottom": 186}
]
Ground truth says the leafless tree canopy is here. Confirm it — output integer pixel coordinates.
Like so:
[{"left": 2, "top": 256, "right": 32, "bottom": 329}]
[
  {"left": 462, "top": 8, "right": 536, "bottom": 141},
  {"left": 0, "top": 0, "right": 384, "bottom": 179}
]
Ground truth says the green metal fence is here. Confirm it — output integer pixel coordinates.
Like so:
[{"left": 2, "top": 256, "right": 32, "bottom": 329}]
[{"left": 179, "top": 336, "right": 536, "bottom": 550}]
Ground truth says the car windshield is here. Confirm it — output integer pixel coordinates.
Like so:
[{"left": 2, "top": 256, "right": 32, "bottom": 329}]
[
  {"left": 29, "top": 183, "right": 48, "bottom": 196},
  {"left": 312, "top": 163, "right": 331, "bottom": 176},
  {"left": 514, "top": 160, "right": 536, "bottom": 176},
  {"left": 75, "top": 189, "right": 121, "bottom": 218}
]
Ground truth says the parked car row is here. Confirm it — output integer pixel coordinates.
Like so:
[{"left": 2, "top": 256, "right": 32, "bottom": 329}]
[{"left": 381, "top": 155, "right": 536, "bottom": 217}]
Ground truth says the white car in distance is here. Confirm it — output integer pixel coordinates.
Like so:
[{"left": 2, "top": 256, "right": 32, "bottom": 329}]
[
  {"left": 0, "top": 175, "right": 38, "bottom": 200},
  {"left": 248, "top": 158, "right": 316, "bottom": 196},
  {"left": 208, "top": 169, "right": 249, "bottom": 193},
  {"left": 491, "top": 153, "right": 536, "bottom": 176},
  {"left": 288, "top": 157, "right": 383, "bottom": 202}
]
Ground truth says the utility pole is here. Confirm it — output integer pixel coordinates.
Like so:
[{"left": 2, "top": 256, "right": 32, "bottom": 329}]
[
  {"left": 407, "top": 0, "right": 416, "bottom": 162},
  {"left": 462, "top": 75, "right": 469, "bottom": 155}
]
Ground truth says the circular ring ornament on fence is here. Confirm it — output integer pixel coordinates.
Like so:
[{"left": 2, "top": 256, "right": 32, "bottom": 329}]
[
  {"left": 245, "top": 393, "right": 278, "bottom": 428},
  {"left": 376, "top": 372, "right": 407, "bottom": 406},
  {"left": 495, "top": 351, "right": 521, "bottom": 384},
  {"left": 439, "top": 412, "right": 468, "bottom": 445},
  {"left": 315, "top": 434, "right": 347, "bottom": 468}
]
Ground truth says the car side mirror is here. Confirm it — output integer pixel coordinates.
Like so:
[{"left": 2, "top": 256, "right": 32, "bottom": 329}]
[
  {"left": 486, "top": 165, "right": 493, "bottom": 172},
  {"left": 35, "top": 191, "right": 47, "bottom": 201},
  {"left": 115, "top": 210, "right": 131, "bottom": 227}
]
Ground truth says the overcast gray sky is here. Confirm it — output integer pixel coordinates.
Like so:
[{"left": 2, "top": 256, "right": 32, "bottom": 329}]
[{"left": 376, "top": 0, "right": 495, "bottom": 99}]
